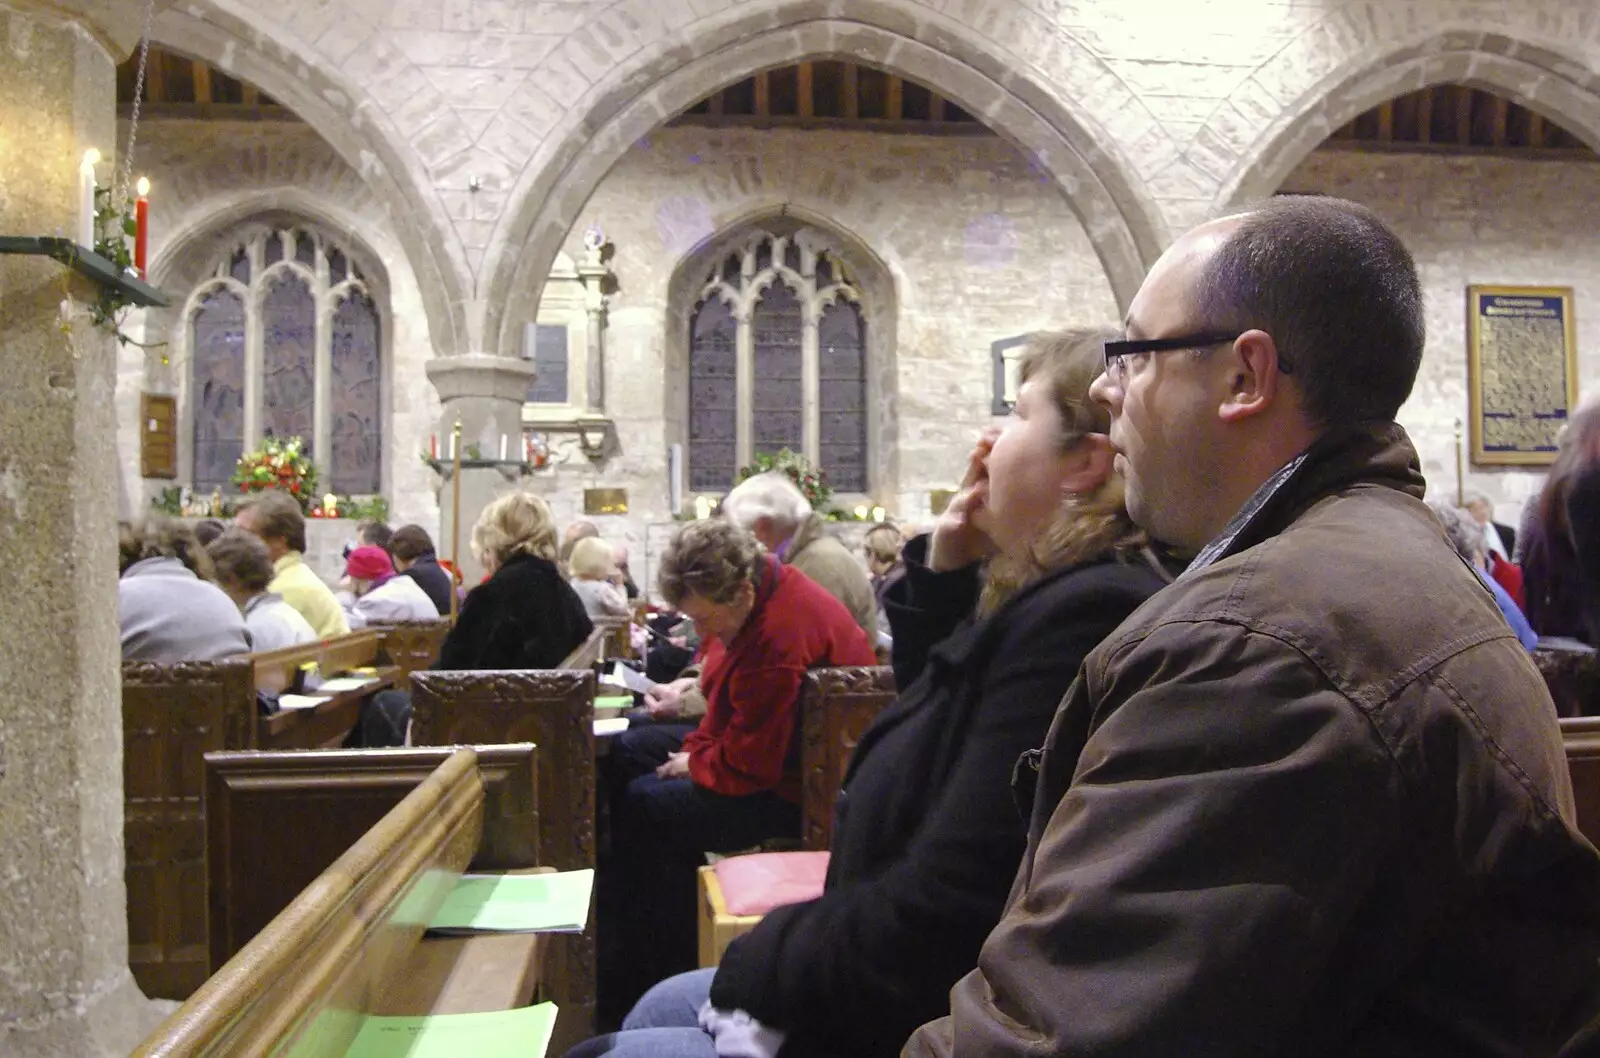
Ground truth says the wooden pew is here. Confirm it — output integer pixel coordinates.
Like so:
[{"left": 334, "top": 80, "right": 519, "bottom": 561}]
[
  {"left": 1537, "top": 643, "right": 1600, "bottom": 718},
  {"left": 205, "top": 744, "right": 539, "bottom": 972},
  {"left": 251, "top": 629, "right": 402, "bottom": 749},
  {"left": 561, "top": 622, "right": 610, "bottom": 670},
  {"left": 131, "top": 748, "right": 549, "bottom": 1057},
  {"left": 1562, "top": 717, "right": 1600, "bottom": 848},
  {"left": 411, "top": 668, "right": 598, "bottom": 1052},
  {"left": 372, "top": 617, "right": 452, "bottom": 677},
  {"left": 799, "top": 666, "right": 898, "bottom": 851},
  {"left": 123, "top": 658, "right": 258, "bottom": 999}
]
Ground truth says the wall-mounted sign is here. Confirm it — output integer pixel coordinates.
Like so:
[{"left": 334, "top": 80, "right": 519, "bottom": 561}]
[
  {"left": 140, "top": 393, "right": 177, "bottom": 479},
  {"left": 584, "top": 487, "right": 629, "bottom": 516},
  {"left": 1467, "top": 285, "right": 1578, "bottom": 466}
]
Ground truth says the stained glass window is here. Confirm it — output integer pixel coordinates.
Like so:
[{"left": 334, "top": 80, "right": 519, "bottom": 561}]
[
  {"left": 687, "top": 230, "right": 869, "bottom": 493},
  {"left": 689, "top": 297, "right": 738, "bottom": 491},
  {"left": 188, "top": 225, "right": 385, "bottom": 497},
  {"left": 528, "top": 323, "right": 570, "bottom": 404},
  {"left": 191, "top": 289, "right": 246, "bottom": 491},
  {"left": 330, "top": 292, "right": 382, "bottom": 493},
  {"left": 819, "top": 300, "right": 867, "bottom": 492}
]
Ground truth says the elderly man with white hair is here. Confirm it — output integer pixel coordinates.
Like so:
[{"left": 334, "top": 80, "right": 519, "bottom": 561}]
[{"left": 719, "top": 472, "right": 878, "bottom": 639}]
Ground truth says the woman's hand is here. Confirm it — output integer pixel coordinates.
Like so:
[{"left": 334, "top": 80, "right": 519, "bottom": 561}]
[
  {"left": 656, "top": 752, "right": 690, "bottom": 779},
  {"left": 929, "top": 427, "right": 1001, "bottom": 572},
  {"left": 645, "top": 676, "right": 696, "bottom": 719}
]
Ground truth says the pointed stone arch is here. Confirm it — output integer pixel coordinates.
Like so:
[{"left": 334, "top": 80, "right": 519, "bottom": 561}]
[
  {"left": 487, "top": 0, "right": 1168, "bottom": 359},
  {"left": 666, "top": 206, "right": 900, "bottom": 503},
  {"left": 1212, "top": 30, "right": 1600, "bottom": 208}
]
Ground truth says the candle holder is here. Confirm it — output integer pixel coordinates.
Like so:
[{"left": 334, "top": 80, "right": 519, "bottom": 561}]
[
  {"left": 0, "top": 236, "right": 168, "bottom": 308},
  {"left": 423, "top": 457, "right": 543, "bottom": 483}
]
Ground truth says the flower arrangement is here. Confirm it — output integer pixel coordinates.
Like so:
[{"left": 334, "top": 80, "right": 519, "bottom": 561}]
[
  {"left": 736, "top": 448, "right": 832, "bottom": 511},
  {"left": 232, "top": 436, "right": 318, "bottom": 510}
]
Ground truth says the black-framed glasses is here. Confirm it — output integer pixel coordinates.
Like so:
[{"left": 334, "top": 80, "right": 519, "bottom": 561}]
[{"left": 1102, "top": 331, "right": 1243, "bottom": 384}]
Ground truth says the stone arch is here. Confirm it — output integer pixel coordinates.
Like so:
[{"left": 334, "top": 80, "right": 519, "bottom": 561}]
[
  {"left": 666, "top": 204, "right": 901, "bottom": 503},
  {"left": 142, "top": 191, "right": 394, "bottom": 495},
  {"left": 150, "top": 3, "right": 469, "bottom": 358},
  {"left": 487, "top": 0, "right": 1168, "bottom": 359},
  {"left": 1214, "top": 31, "right": 1600, "bottom": 208}
]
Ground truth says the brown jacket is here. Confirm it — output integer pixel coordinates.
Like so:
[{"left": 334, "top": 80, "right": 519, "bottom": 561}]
[{"left": 905, "top": 424, "right": 1600, "bottom": 1057}]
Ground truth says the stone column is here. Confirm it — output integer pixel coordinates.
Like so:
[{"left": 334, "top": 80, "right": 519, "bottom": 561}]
[
  {"left": 0, "top": 3, "right": 173, "bottom": 1054},
  {"left": 425, "top": 354, "right": 538, "bottom": 586}
]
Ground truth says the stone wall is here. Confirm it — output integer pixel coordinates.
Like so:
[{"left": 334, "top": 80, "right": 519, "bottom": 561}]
[
  {"left": 530, "top": 125, "right": 1120, "bottom": 572},
  {"left": 1281, "top": 147, "right": 1600, "bottom": 528}
]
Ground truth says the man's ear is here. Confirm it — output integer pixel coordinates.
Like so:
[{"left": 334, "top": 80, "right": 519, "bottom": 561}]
[
  {"left": 1061, "top": 433, "right": 1114, "bottom": 494},
  {"left": 1218, "top": 329, "right": 1285, "bottom": 424}
]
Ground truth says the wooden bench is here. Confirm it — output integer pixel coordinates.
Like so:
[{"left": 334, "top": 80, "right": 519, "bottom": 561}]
[
  {"left": 799, "top": 666, "right": 897, "bottom": 851},
  {"left": 204, "top": 744, "right": 540, "bottom": 973},
  {"left": 251, "top": 629, "right": 402, "bottom": 750},
  {"left": 130, "top": 748, "right": 550, "bottom": 1057},
  {"left": 124, "top": 658, "right": 258, "bottom": 999},
  {"left": 371, "top": 617, "right": 452, "bottom": 677},
  {"left": 1562, "top": 717, "right": 1600, "bottom": 848},
  {"left": 1537, "top": 644, "right": 1600, "bottom": 718},
  {"left": 561, "top": 622, "right": 610, "bottom": 671},
  {"left": 411, "top": 668, "right": 598, "bottom": 1051}
]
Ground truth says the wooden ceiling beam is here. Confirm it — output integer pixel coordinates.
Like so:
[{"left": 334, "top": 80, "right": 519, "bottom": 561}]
[
  {"left": 1456, "top": 86, "right": 1475, "bottom": 146},
  {"left": 842, "top": 62, "right": 858, "bottom": 119},
  {"left": 192, "top": 60, "right": 212, "bottom": 106},
  {"left": 1490, "top": 94, "right": 1510, "bottom": 147},
  {"left": 754, "top": 70, "right": 770, "bottom": 118},
  {"left": 1416, "top": 88, "right": 1433, "bottom": 145},
  {"left": 886, "top": 75, "right": 903, "bottom": 121},
  {"left": 1376, "top": 100, "right": 1394, "bottom": 142},
  {"left": 1529, "top": 110, "right": 1546, "bottom": 149},
  {"left": 796, "top": 61, "right": 813, "bottom": 118}
]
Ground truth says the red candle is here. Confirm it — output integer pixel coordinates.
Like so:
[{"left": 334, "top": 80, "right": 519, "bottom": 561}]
[{"left": 134, "top": 177, "right": 150, "bottom": 278}]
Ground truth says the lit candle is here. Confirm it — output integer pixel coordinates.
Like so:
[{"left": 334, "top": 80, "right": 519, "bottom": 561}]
[
  {"left": 694, "top": 495, "right": 712, "bottom": 520},
  {"left": 500, "top": 435, "right": 508, "bottom": 461},
  {"left": 430, "top": 434, "right": 438, "bottom": 459},
  {"left": 79, "top": 148, "right": 100, "bottom": 249},
  {"left": 871, "top": 506, "right": 886, "bottom": 523},
  {"left": 134, "top": 177, "right": 150, "bottom": 278},
  {"left": 854, "top": 504, "right": 869, "bottom": 520},
  {"left": 448, "top": 432, "right": 456, "bottom": 460},
  {"left": 323, "top": 493, "right": 338, "bottom": 518}
]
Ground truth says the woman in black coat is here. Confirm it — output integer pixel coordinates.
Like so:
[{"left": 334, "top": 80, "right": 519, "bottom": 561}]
[
  {"left": 436, "top": 492, "right": 593, "bottom": 670},
  {"left": 566, "top": 329, "right": 1177, "bottom": 1058}
]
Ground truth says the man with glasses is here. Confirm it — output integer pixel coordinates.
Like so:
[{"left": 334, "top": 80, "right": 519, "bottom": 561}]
[{"left": 904, "top": 196, "right": 1600, "bottom": 1056}]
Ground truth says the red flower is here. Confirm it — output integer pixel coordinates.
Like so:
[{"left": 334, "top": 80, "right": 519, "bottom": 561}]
[{"left": 290, "top": 482, "right": 301, "bottom": 494}]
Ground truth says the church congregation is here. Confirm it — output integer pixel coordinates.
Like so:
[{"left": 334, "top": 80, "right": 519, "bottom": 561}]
[{"left": 11, "top": 2, "right": 1600, "bottom": 1057}]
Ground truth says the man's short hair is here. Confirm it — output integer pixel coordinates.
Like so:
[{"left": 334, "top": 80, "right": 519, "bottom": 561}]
[
  {"left": 207, "top": 528, "right": 275, "bottom": 595},
  {"left": 358, "top": 521, "right": 393, "bottom": 550},
  {"left": 1194, "top": 196, "right": 1424, "bottom": 427},
  {"left": 240, "top": 491, "right": 307, "bottom": 553},
  {"left": 388, "top": 524, "right": 436, "bottom": 563},
  {"left": 721, "top": 472, "right": 812, "bottom": 538}
]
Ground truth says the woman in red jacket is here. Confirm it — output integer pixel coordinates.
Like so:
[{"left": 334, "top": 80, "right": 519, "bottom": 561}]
[{"left": 609, "top": 518, "right": 876, "bottom": 1011}]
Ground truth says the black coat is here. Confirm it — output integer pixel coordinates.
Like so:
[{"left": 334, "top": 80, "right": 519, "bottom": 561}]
[
  {"left": 435, "top": 552, "right": 593, "bottom": 671},
  {"left": 707, "top": 534, "right": 1172, "bottom": 1057},
  {"left": 400, "top": 552, "right": 455, "bottom": 616}
]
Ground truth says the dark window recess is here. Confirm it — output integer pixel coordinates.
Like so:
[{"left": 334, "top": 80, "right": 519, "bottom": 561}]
[{"left": 768, "top": 66, "right": 800, "bottom": 116}]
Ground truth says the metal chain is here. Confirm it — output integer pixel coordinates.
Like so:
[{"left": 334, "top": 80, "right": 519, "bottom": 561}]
[{"left": 118, "top": 0, "right": 157, "bottom": 204}]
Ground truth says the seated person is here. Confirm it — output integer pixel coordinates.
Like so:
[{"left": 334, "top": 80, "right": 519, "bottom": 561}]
[
  {"left": 615, "top": 543, "right": 641, "bottom": 599},
  {"left": 570, "top": 329, "right": 1175, "bottom": 1058},
  {"left": 191, "top": 518, "right": 225, "bottom": 547},
  {"left": 119, "top": 516, "right": 251, "bottom": 662},
  {"left": 722, "top": 471, "right": 878, "bottom": 641},
  {"left": 862, "top": 521, "right": 905, "bottom": 652},
  {"left": 568, "top": 536, "right": 632, "bottom": 620},
  {"left": 339, "top": 545, "right": 439, "bottom": 628},
  {"left": 234, "top": 490, "right": 349, "bottom": 638},
  {"left": 436, "top": 492, "right": 593, "bottom": 670},
  {"left": 1430, "top": 502, "right": 1538, "bottom": 650},
  {"left": 388, "top": 523, "right": 453, "bottom": 616},
  {"left": 207, "top": 528, "right": 317, "bottom": 652},
  {"left": 604, "top": 519, "right": 876, "bottom": 1013}
]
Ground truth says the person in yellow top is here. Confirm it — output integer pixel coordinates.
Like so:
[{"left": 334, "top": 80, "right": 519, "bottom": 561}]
[{"left": 234, "top": 490, "right": 349, "bottom": 639}]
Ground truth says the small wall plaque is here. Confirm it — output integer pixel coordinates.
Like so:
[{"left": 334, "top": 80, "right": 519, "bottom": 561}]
[
  {"left": 584, "top": 487, "right": 629, "bottom": 516},
  {"left": 140, "top": 393, "right": 177, "bottom": 479}
]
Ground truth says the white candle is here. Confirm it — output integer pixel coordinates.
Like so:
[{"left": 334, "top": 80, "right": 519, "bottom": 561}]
[
  {"left": 79, "top": 148, "right": 100, "bottom": 248},
  {"left": 448, "top": 432, "right": 456, "bottom": 460},
  {"left": 500, "top": 435, "right": 508, "bottom": 461},
  {"left": 694, "top": 495, "right": 712, "bottom": 520}
]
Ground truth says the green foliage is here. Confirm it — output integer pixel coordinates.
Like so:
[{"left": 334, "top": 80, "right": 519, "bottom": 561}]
[{"left": 736, "top": 448, "right": 832, "bottom": 511}]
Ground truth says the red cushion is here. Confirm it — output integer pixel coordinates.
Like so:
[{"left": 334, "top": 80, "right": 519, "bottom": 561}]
[{"left": 714, "top": 851, "right": 830, "bottom": 917}]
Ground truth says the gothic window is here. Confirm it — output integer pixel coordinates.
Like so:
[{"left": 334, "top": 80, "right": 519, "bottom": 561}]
[
  {"left": 688, "top": 230, "right": 868, "bottom": 493},
  {"left": 186, "top": 227, "right": 383, "bottom": 493}
]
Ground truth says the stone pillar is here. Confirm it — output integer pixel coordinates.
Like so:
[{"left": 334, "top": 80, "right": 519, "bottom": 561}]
[
  {"left": 425, "top": 354, "right": 538, "bottom": 586},
  {"left": 0, "top": 3, "right": 172, "bottom": 1054}
]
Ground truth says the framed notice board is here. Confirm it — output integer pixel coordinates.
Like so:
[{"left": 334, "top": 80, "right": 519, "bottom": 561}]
[
  {"left": 140, "top": 393, "right": 177, "bottom": 479},
  {"left": 1467, "top": 285, "right": 1578, "bottom": 466}
]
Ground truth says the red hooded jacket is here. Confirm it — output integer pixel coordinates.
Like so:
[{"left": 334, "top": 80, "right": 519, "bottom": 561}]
[{"left": 684, "top": 555, "right": 876, "bottom": 801}]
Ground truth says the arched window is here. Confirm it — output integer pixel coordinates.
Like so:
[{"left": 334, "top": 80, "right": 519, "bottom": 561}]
[
  {"left": 187, "top": 227, "right": 382, "bottom": 493},
  {"left": 688, "top": 230, "right": 867, "bottom": 492}
]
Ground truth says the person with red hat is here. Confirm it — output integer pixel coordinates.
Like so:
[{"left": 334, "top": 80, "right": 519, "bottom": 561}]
[{"left": 339, "top": 545, "right": 438, "bottom": 629}]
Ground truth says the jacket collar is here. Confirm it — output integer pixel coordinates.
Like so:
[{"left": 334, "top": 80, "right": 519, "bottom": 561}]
[
  {"left": 122, "top": 556, "right": 192, "bottom": 580},
  {"left": 782, "top": 513, "right": 826, "bottom": 564},
  {"left": 1185, "top": 421, "right": 1426, "bottom": 578},
  {"left": 272, "top": 551, "right": 304, "bottom": 575}
]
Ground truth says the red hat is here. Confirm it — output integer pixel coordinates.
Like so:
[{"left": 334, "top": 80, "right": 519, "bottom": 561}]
[{"left": 345, "top": 545, "right": 394, "bottom": 583}]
